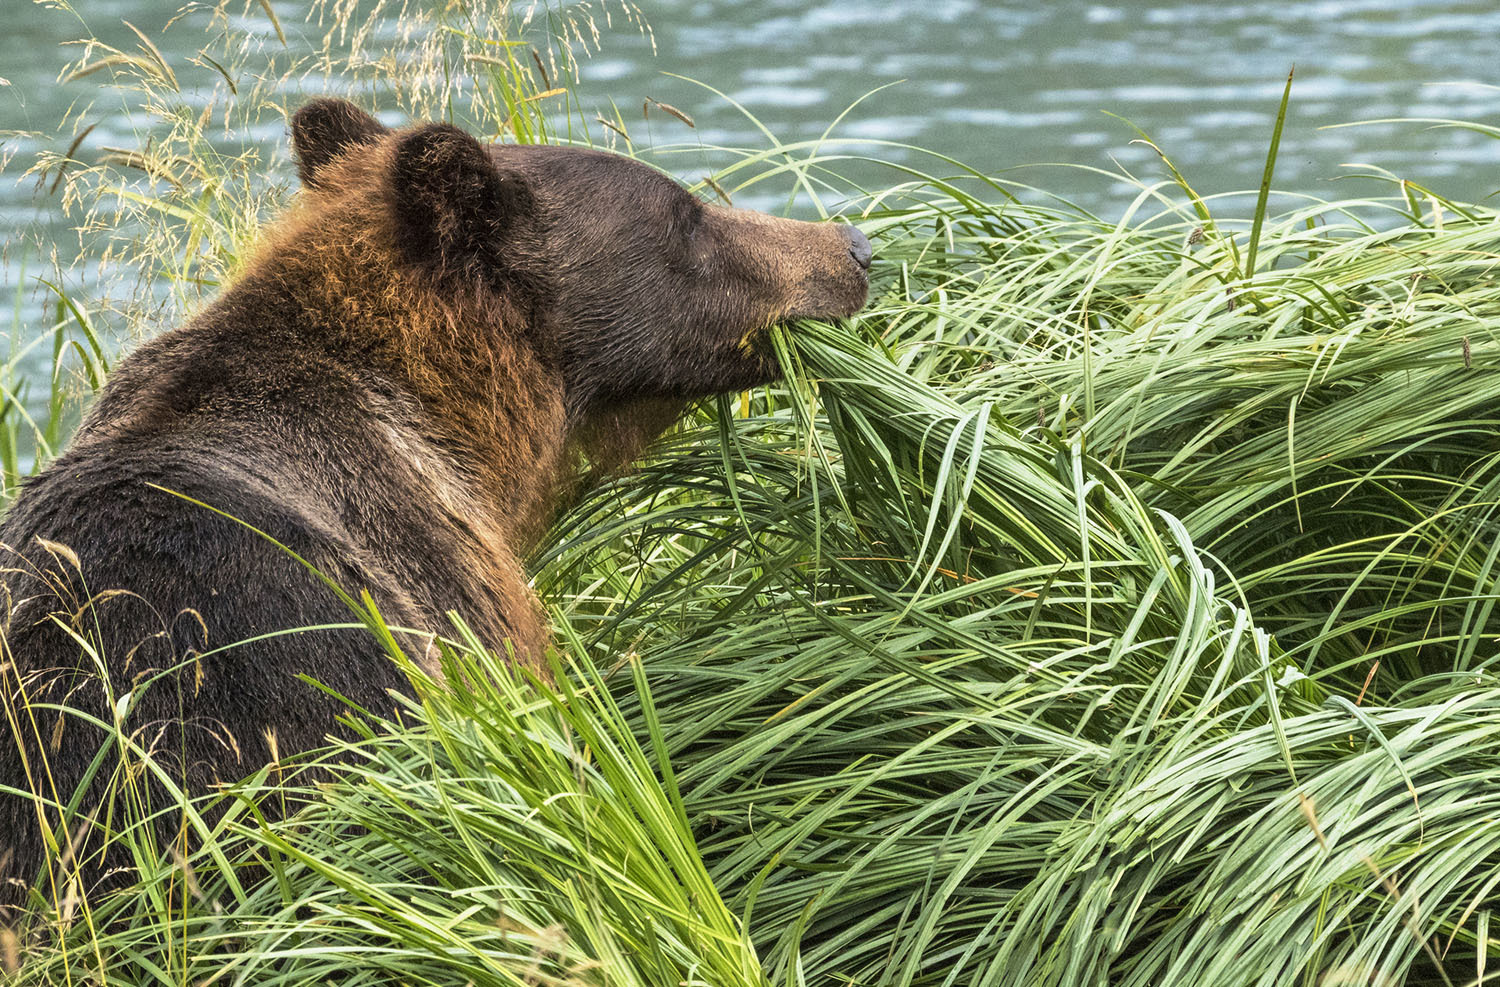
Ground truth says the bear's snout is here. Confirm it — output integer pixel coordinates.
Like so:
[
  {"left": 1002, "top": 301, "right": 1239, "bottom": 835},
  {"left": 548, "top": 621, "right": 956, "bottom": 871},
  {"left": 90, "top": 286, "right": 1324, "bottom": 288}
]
[{"left": 843, "top": 225, "right": 873, "bottom": 271}]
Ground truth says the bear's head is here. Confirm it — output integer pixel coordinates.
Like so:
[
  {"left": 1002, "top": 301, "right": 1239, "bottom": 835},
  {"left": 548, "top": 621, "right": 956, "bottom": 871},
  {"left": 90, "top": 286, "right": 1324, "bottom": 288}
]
[{"left": 287, "top": 99, "right": 871, "bottom": 426}]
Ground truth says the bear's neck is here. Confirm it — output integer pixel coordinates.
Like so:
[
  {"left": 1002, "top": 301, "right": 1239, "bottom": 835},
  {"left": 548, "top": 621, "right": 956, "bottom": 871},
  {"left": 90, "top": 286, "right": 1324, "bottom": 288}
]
[
  {"left": 369, "top": 300, "right": 572, "bottom": 553},
  {"left": 243, "top": 254, "right": 572, "bottom": 556}
]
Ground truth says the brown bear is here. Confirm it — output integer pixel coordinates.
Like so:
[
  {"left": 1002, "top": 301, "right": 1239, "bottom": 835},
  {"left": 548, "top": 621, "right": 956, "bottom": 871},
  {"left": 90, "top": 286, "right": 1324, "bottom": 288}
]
[{"left": 0, "top": 98, "right": 871, "bottom": 918}]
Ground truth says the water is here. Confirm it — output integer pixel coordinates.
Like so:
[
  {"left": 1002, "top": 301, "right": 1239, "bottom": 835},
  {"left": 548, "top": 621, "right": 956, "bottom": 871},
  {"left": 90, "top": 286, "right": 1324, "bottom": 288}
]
[
  {"left": 5, "top": 0, "right": 1500, "bottom": 354},
  {"left": 567, "top": 0, "right": 1500, "bottom": 208}
]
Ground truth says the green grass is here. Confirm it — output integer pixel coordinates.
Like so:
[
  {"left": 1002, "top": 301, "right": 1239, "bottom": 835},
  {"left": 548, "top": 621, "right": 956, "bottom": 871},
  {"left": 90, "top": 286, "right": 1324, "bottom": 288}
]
[
  {"left": 7, "top": 626, "right": 767, "bottom": 987},
  {"left": 7, "top": 1, "right": 1500, "bottom": 985},
  {"left": 534, "top": 184, "right": 1500, "bottom": 983}
]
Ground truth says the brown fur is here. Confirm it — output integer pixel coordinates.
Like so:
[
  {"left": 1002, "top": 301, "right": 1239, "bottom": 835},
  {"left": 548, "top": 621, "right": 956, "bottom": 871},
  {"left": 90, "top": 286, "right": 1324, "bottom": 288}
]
[{"left": 241, "top": 140, "right": 563, "bottom": 662}]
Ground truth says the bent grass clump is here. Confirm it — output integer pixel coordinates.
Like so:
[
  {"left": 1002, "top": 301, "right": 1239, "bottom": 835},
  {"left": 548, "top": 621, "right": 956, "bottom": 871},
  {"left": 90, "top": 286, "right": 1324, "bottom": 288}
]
[{"left": 7, "top": 2, "right": 1500, "bottom": 986}]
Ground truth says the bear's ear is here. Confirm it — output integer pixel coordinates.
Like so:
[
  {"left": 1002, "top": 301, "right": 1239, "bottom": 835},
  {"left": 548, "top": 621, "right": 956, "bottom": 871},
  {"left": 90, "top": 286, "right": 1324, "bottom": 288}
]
[
  {"left": 291, "top": 98, "right": 389, "bottom": 188},
  {"left": 390, "top": 123, "right": 533, "bottom": 280}
]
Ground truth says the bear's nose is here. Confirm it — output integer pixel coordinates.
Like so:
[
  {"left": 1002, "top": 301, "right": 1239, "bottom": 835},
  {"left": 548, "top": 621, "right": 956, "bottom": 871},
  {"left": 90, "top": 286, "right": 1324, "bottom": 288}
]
[{"left": 844, "top": 226, "right": 873, "bottom": 270}]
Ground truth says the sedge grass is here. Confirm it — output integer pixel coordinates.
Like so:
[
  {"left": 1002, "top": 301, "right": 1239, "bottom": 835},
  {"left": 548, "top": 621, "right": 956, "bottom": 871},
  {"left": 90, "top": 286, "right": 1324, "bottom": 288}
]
[{"left": 537, "top": 135, "right": 1500, "bottom": 984}]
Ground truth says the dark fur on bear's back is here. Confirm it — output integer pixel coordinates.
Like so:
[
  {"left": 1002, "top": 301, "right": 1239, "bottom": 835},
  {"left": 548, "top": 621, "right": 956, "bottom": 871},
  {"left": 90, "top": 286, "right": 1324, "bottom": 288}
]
[{"left": 0, "top": 99, "right": 869, "bottom": 918}]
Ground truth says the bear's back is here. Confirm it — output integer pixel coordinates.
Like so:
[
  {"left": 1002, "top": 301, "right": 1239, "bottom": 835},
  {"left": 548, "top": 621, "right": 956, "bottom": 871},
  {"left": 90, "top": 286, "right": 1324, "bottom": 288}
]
[{"left": 0, "top": 308, "right": 469, "bottom": 914}]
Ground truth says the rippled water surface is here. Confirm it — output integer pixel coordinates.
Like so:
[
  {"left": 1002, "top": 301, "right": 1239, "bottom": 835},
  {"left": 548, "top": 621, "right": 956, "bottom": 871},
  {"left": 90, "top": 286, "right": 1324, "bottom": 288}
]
[
  {"left": 4, "top": 0, "right": 1500, "bottom": 337},
  {"left": 569, "top": 0, "right": 1500, "bottom": 207}
]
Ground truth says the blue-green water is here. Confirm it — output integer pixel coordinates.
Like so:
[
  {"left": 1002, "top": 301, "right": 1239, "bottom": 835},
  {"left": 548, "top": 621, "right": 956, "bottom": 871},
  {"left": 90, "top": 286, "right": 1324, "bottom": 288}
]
[
  {"left": 574, "top": 0, "right": 1500, "bottom": 208},
  {"left": 5, "top": 0, "right": 1500, "bottom": 350}
]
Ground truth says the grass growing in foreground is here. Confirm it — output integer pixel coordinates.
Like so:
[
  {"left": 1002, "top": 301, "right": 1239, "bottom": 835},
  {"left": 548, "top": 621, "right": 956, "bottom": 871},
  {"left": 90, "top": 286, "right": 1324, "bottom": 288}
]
[
  {"left": 537, "top": 175, "right": 1500, "bottom": 985},
  {"left": 6, "top": 626, "right": 767, "bottom": 987},
  {"left": 9, "top": 3, "right": 1500, "bottom": 986}
]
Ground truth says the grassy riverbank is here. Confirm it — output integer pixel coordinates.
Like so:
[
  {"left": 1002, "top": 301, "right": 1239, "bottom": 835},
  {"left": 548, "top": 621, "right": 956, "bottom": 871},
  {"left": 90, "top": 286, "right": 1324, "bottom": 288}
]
[{"left": 7, "top": 2, "right": 1500, "bottom": 985}]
